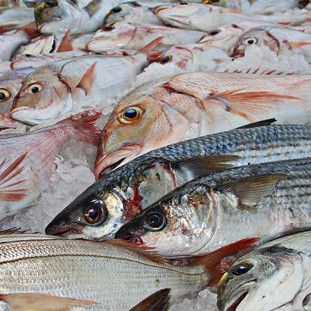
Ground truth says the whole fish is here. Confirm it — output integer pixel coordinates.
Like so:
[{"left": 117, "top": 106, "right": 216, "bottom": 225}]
[
  {"left": 45, "top": 124, "right": 311, "bottom": 241},
  {"left": 233, "top": 25, "right": 311, "bottom": 61},
  {"left": 10, "top": 38, "right": 161, "bottom": 125},
  {"left": 115, "top": 158, "right": 311, "bottom": 258},
  {"left": 86, "top": 22, "right": 206, "bottom": 52},
  {"left": 95, "top": 71, "right": 311, "bottom": 178},
  {"left": 0, "top": 67, "right": 35, "bottom": 129},
  {"left": 0, "top": 111, "right": 100, "bottom": 220},
  {"left": 155, "top": 3, "right": 311, "bottom": 32},
  {"left": 217, "top": 229, "right": 311, "bottom": 311},
  {"left": 0, "top": 232, "right": 256, "bottom": 310},
  {"left": 203, "top": 0, "right": 310, "bottom": 14}
]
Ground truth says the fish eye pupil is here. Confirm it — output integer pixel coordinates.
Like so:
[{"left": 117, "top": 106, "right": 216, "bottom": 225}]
[
  {"left": 210, "top": 30, "right": 219, "bottom": 35},
  {"left": 111, "top": 6, "right": 122, "bottom": 13},
  {"left": 232, "top": 264, "right": 251, "bottom": 275},
  {"left": 104, "top": 25, "right": 113, "bottom": 30},
  {"left": 160, "top": 56, "right": 170, "bottom": 64},
  {"left": 31, "top": 86, "right": 39, "bottom": 93},
  {"left": 124, "top": 108, "right": 137, "bottom": 119},
  {"left": 83, "top": 203, "right": 105, "bottom": 224},
  {"left": 180, "top": 1, "right": 188, "bottom": 4},
  {"left": 145, "top": 212, "right": 166, "bottom": 230},
  {"left": 0, "top": 93, "right": 5, "bottom": 100},
  {"left": 45, "top": 0, "right": 57, "bottom": 7},
  {"left": 247, "top": 39, "right": 255, "bottom": 44}
]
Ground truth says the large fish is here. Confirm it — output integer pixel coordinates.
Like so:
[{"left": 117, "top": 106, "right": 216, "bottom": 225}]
[
  {"left": 217, "top": 229, "right": 311, "bottom": 311},
  {"left": 155, "top": 3, "right": 311, "bottom": 32},
  {"left": 95, "top": 71, "right": 311, "bottom": 178},
  {"left": 0, "top": 111, "right": 100, "bottom": 220},
  {"left": 0, "top": 67, "right": 35, "bottom": 129},
  {"left": 86, "top": 22, "right": 206, "bottom": 52},
  {"left": 46, "top": 124, "right": 311, "bottom": 240},
  {"left": 10, "top": 38, "right": 162, "bottom": 125},
  {"left": 0, "top": 232, "right": 256, "bottom": 310},
  {"left": 115, "top": 158, "right": 311, "bottom": 258}
]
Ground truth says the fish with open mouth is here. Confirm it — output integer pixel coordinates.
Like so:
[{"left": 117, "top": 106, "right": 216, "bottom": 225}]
[
  {"left": 10, "top": 38, "right": 162, "bottom": 125},
  {"left": 46, "top": 123, "right": 311, "bottom": 241},
  {"left": 95, "top": 71, "right": 311, "bottom": 178},
  {"left": 115, "top": 158, "right": 311, "bottom": 258},
  {"left": 0, "top": 232, "right": 257, "bottom": 310},
  {"left": 217, "top": 229, "right": 311, "bottom": 311}
]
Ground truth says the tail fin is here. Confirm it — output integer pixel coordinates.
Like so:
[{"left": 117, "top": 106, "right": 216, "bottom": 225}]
[{"left": 188, "top": 238, "right": 259, "bottom": 286}]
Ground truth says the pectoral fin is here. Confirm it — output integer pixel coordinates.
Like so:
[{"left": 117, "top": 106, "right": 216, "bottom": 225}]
[
  {"left": 76, "top": 62, "right": 97, "bottom": 95},
  {"left": 0, "top": 293, "right": 99, "bottom": 311},
  {"left": 129, "top": 289, "right": 171, "bottom": 311}
]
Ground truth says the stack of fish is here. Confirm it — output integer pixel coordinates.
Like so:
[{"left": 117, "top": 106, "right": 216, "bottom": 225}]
[{"left": 1, "top": 0, "right": 311, "bottom": 310}]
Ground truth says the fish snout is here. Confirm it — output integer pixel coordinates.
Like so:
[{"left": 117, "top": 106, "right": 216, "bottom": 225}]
[
  {"left": 45, "top": 219, "right": 82, "bottom": 237},
  {"left": 115, "top": 227, "right": 144, "bottom": 244},
  {"left": 231, "top": 45, "right": 245, "bottom": 58}
]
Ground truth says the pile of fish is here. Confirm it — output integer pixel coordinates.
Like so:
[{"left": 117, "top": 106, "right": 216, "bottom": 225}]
[{"left": 2, "top": 0, "right": 311, "bottom": 310}]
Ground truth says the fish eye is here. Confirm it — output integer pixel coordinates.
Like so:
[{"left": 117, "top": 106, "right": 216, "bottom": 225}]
[
  {"left": 210, "top": 29, "right": 220, "bottom": 36},
  {"left": 103, "top": 25, "right": 114, "bottom": 31},
  {"left": 111, "top": 6, "right": 122, "bottom": 13},
  {"left": 145, "top": 211, "right": 166, "bottom": 231},
  {"left": 180, "top": 1, "right": 189, "bottom": 4},
  {"left": 118, "top": 106, "right": 143, "bottom": 124},
  {"left": 243, "top": 37, "right": 258, "bottom": 46},
  {"left": 0, "top": 89, "right": 10, "bottom": 102},
  {"left": 27, "top": 83, "right": 43, "bottom": 95},
  {"left": 45, "top": 0, "right": 58, "bottom": 7},
  {"left": 160, "top": 55, "right": 172, "bottom": 64},
  {"left": 83, "top": 200, "right": 108, "bottom": 225},
  {"left": 231, "top": 263, "right": 253, "bottom": 276}
]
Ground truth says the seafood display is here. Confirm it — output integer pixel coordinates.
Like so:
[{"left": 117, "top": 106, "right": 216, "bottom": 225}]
[{"left": 2, "top": 0, "right": 311, "bottom": 310}]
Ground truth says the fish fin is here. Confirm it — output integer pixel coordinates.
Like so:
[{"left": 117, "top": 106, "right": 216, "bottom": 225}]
[
  {"left": 17, "top": 21, "right": 41, "bottom": 39},
  {"left": 85, "top": 0, "right": 103, "bottom": 17},
  {"left": 172, "top": 155, "right": 240, "bottom": 177},
  {"left": 210, "top": 89, "right": 300, "bottom": 122},
  {"left": 57, "top": 30, "right": 73, "bottom": 53},
  {"left": 129, "top": 289, "right": 171, "bottom": 311},
  {"left": 236, "top": 118, "right": 277, "bottom": 129},
  {"left": 0, "top": 293, "right": 99, "bottom": 311},
  {"left": 222, "top": 174, "right": 287, "bottom": 207},
  {"left": 137, "top": 37, "right": 163, "bottom": 58},
  {"left": 288, "top": 41, "right": 311, "bottom": 49},
  {"left": 188, "top": 238, "right": 259, "bottom": 286},
  {"left": 224, "top": 67, "right": 297, "bottom": 75},
  {"left": 76, "top": 62, "right": 97, "bottom": 95}
]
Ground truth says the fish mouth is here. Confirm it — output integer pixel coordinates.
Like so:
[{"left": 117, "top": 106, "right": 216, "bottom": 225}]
[
  {"left": 115, "top": 231, "right": 143, "bottom": 244},
  {"left": 45, "top": 224, "right": 82, "bottom": 237},
  {"left": 11, "top": 106, "right": 30, "bottom": 114},
  {"left": 94, "top": 144, "right": 142, "bottom": 180},
  {"left": 226, "top": 291, "right": 248, "bottom": 311}
]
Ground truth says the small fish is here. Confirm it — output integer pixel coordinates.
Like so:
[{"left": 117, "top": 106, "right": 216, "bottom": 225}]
[
  {"left": 116, "top": 158, "right": 311, "bottom": 258},
  {"left": 233, "top": 25, "right": 311, "bottom": 61},
  {"left": 46, "top": 124, "right": 311, "bottom": 241},
  {"left": 0, "top": 232, "right": 256, "bottom": 310},
  {"left": 95, "top": 71, "right": 311, "bottom": 178},
  {"left": 0, "top": 67, "right": 35, "bottom": 129},
  {"left": 0, "top": 111, "right": 100, "bottom": 220},
  {"left": 10, "top": 38, "right": 162, "bottom": 125},
  {"left": 155, "top": 3, "right": 311, "bottom": 32},
  {"left": 217, "top": 229, "right": 311, "bottom": 311},
  {"left": 86, "top": 22, "right": 206, "bottom": 52}
]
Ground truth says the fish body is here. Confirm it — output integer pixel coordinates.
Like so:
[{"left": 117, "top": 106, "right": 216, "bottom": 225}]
[
  {"left": 46, "top": 124, "right": 311, "bottom": 241},
  {"left": 0, "top": 0, "right": 37, "bottom": 7},
  {"left": 86, "top": 22, "right": 206, "bottom": 52},
  {"left": 217, "top": 229, "right": 311, "bottom": 311},
  {"left": 95, "top": 71, "right": 311, "bottom": 177},
  {"left": 0, "top": 7, "right": 34, "bottom": 32},
  {"left": 116, "top": 158, "right": 311, "bottom": 258},
  {"left": 155, "top": 3, "right": 311, "bottom": 32},
  {"left": 0, "top": 111, "right": 100, "bottom": 220}
]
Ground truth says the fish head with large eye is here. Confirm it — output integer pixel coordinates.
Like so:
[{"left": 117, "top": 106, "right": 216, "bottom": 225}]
[
  {"left": 104, "top": 5, "right": 123, "bottom": 26},
  {"left": 45, "top": 189, "right": 126, "bottom": 240},
  {"left": 0, "top": 89, "right": 11, "bottom": 114},
  {"left": 232, "top": 36, "right": 259, "bottom": 58}
]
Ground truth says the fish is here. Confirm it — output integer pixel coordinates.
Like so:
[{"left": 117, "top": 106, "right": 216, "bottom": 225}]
[
  {"left": 0, "top": 0, "right": 37, "bottom": 7},
  {"left": 0, "top": 7, "right": 34, "bottom": 33},
  {"left": 115, "top": 158, "right": 311, "bottom": 258},
  {"left": 217, "top": 229, "right": 311, "bottom": 311},
  {"left": 0, "top": 67, "right": 35, "bottom": 129},
  {"left": 233, "top": 25, "right": 311, "bottom": 61},
  {"left": 86, "top": 22, "right": 206, "bottom": 52},
  {"left": 0, "top": 232, "right": 257, "bottom": 310},
  {"left": 95, "top": 71, "right": 311, "bottom": 178},
  {"left": 45, "top": 123, "right": 311, "bottom": 241},
  {"left": 203, "top": 0, "right": 310, "bottom": 14},
  {"left": 0, "top": 110, "right": 100, "bottom": 220},
  {"left": 155, "top": 3, "right": 311, "bottom": 32},
  {"left": 10, "top": 38, "right": 162, "bottom": 125}
]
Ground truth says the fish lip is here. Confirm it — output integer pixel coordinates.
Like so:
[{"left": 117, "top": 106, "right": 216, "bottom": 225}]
[
  {"left": 10, "top": 106, "right": 30, "bottom": 114},
  {"left": 94, "top": 144, "right": 142, "bottom": 180},
  {"left": 45, "top": 224, "right": 82, "bottom": 237}
]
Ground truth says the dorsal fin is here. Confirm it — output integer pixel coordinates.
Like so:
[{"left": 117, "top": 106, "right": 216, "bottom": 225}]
[
  {"left": 76, "top": 62, "right": 97, "bottom": 95},
  {"left": 57, "top": 30, "right": 73, "bottom": 53}
]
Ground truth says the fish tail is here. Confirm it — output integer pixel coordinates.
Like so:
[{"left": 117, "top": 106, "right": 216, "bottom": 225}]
[{"left": 187, "top": 238, "right": 259, "bottom": 286}]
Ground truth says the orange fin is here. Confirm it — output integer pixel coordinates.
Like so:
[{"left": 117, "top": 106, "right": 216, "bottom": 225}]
[
  {"left": 129, "top": 289, "right": 171, "bottom": 311},
  {"left": 137, "top": 37, "right": 163, "bottom": 58},
  {"left": 17, "top": 21, "right": 41, "bottom": 39},
  {"left": 57, "top": 30, "right": 73, "bottom": 53},
  {"left": 0, "top": 293, "right": 99, "bottom": 311},
  {"left": 188, "top": 238, "right": 259, "bottom": 286},
  {"left": 288, "top": 41, "right": 311, "bottom": 49},
  {"left": 76, "top": 62, "right": 97, "bottom": 95}
]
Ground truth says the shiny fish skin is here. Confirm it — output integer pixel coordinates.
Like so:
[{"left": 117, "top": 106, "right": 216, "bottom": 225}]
[
  {"left": 217, "top": 229, "right": 311, "bottom": 311},
  {"left": 46, "top": 124, "right": 311, "bottom": 241}
]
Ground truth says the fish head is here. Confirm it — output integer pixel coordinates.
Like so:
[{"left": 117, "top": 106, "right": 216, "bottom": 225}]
[
  {"left": 86, "top": 23, "right": 135, "bottom": 52},
  {"left": 104, "top": 3, "right": 139, "bottom": 26},
  {"left": 217, "top": 245, "right": 305, "bottom": 311},
  {"left": 10, "top": 67, "right": 69, "bottom": 125},
  {"left": 232, "top": 27, "right": 279, "bottom": 58}
]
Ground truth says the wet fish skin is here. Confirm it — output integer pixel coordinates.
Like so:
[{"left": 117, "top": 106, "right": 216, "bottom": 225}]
[
  {"left": 115, "top": 158, "right": 311, "bottom": 258},
  {"left": 95, "top": 71, "right": 311, "bottom": 178},
  {"left": 217, "top": 229, "right": 311, "bottom": 311},
  {"left": 46, "top": 124, "right": 311, "bottom": 241}
]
